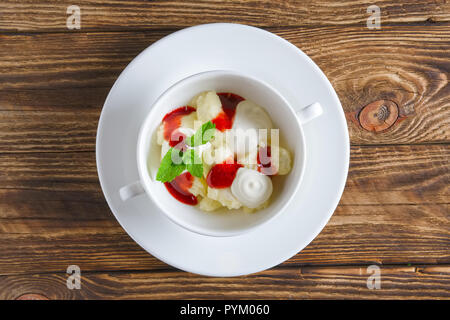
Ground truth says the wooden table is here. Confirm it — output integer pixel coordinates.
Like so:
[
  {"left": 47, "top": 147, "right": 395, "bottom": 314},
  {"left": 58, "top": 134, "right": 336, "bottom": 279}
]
[{"left": 0, "top": 1, "right": 449, "bottom": 300}]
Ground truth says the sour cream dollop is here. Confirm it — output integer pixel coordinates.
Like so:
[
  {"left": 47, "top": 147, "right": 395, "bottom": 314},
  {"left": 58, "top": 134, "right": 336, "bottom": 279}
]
[
  {"left": 231, "top": 100, "right": 273, "bottom": 160},
  {"left": 231, "top": 167, "right": 273, "bottom": 208},
  {"left": 232, "top": 100, "right": 273, "bottom": 131}
]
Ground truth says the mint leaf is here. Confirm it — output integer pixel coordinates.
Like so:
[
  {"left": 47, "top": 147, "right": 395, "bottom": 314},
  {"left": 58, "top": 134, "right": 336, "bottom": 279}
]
[
  {"left": 156, "top": 148, "right": 186, "bottom": 182},
  {"left": 182, "top": 148, "right": 203, "bottom": 178},
  {"left": 188, "top": 121, "right": 216, "bottom": 147},
  {"left": 156, "top": 121, "right": 214, "bottom": 183}
]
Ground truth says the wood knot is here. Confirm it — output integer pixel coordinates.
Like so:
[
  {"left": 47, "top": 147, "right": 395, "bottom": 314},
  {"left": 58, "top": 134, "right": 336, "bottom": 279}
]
[
  {"left": 358, "top": 100, "right": 399, "bottom": 132},
  {"left": 16, "top": 293, "right": 49, "bottom": 300}
]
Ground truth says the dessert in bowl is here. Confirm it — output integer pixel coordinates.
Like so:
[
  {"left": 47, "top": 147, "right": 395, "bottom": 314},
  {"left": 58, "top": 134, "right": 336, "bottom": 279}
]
[
  {"left": 154, "top": 90, "right": 293, "bottom": 213},
  {"left": 120, "top": 70, "right": 322, "bottom": 237}
]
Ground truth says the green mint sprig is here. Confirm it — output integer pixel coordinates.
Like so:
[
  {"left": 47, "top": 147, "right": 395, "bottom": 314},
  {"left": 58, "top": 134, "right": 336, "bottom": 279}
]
[
  {"left": 187, "top": 121, "right": 216, "bottom": 147},
  {"left": 156, "top": 121, "right": 216, "bottom": 183},
  {"left": 155, "top": 148, "right": 186, "bottom": 183}
]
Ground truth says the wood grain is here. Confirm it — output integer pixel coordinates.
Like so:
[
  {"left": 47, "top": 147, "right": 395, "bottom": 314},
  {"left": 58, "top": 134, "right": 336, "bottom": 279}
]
[
  {"left": 0, "top": 152, "right": 99, "bottom": 192},
  {"left": 344, "top": 145, "right": 449, "bottom": 205},
  {"left": 0, "top": 0, "right": 449, "bottom": 32},
  {"left": 0, "top": 145, "right": 447, "bottom": 275},
  {"left": 0, "top": 265, "right": 449, "bottom": 299},
  {"left": 0, "top": 1, "right": 449, "bottom": 299},
  {"left": 0, "top": 203, "right": 447, "bottom": 276},
  {"left": 358, "top": 100, "right": 399, "bottom": 132},
  {"left": 0, "top": 145, "right": 447, "bottom": 204},
  {"left": 276, "top": 26, "right": 450, "bottom": 145},
  {"left": 0, "top": 110, "right": 99, "bottom": 152},
  {"left": 1, "top": 26, "right": 448, "bottom": 146},
  {"left": 0, "top": 87, "right": 110, "bottom": 111}
]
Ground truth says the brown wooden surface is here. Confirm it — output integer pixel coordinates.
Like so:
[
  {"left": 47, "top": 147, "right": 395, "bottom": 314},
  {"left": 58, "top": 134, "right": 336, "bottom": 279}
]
[
  {"left": 0, "top": 0, "right": 449, "bottom": 299},
  {"left": 1, "top": 266, "right": 449, "bottom": 299},
  {"left": 1, "top": 0, "right": 449, "bottom": 32}
]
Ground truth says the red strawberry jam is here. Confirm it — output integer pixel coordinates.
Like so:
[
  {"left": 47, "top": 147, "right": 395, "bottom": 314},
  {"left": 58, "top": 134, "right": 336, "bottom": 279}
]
[
  {"left": 257, "top": 146, "right": 278, "bottom": 175},
  {"left": 164, "top": 172, "right": 198, "bottom": 205},
  {"left": 212, "top": 93, "right": 245, "bottom": 131},
  {"left": 162, "top": 106, "right": 196, "bottom": 147},
  {"left": 206, "top": 161, "right": 243, "bottom": 189}
]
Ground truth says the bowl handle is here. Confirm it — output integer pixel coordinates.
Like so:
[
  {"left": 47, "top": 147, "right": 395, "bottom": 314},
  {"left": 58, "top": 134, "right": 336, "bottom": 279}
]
[
  {"left": 119, "top": 180, "right": 145, "bottom": 201},
  {"left": 295, "top": 102, "right": 323, "bottom": 124}
]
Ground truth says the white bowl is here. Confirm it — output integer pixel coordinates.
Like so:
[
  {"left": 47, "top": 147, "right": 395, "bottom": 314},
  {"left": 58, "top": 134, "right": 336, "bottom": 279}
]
[{"left": 126, "top": 70, "right": 322, "bottom": 237}]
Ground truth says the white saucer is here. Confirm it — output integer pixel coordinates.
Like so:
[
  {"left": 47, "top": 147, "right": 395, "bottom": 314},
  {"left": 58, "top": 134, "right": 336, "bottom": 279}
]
[{"left": 96, "top": 23, "right": 349, "bottom": 277}]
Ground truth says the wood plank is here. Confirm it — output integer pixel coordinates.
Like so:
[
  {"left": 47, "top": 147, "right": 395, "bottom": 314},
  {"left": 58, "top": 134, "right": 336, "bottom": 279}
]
[
  {"left": 0, "top": 110, "right": 99, "bottom": 152},
  {"left": 0, "top": 265, "right": 449, "bottom": 299},
  {"left": 0, "top": 203, "right": 447, "bottom": 276},
  {"left": 0, "top": 26, "right": 448, "bottom": 146},
  {"left": 0, "top": 145, "right": 447, "bottom": 204},
  {"left": 303, "top": 204, "right": 449, "bottom": 265},
  {"left": 0, "top": 152, "right": 99, "bottom": 192},
  {"left": 0, "top": 218, "right": 168, "bottom": 274},
  {"left": 0, "top": 87, "right": 110, "bottom": 111},
  {"left": 277, "top": 27, "right": 450, "bottom": 145},
  {"left": 0, "top": 145, "right": 447, "bottom": 275},
  {"left": 6, "top": 108, "right": 448, "bottom": 154},
  {"left": 0, "top": 0, "right": 449, "bottom": 32},
  {"left": 0, "top": 31, "right": 168, "bottom": 91},
  {"left": 343, "top": 145, "right": 449, "bottom": 205}
]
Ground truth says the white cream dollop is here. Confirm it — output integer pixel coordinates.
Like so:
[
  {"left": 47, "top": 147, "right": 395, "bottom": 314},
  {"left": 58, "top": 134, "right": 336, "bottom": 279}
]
[
  {"left": 231, "top": 167, "right": 273, "bottom": 209},
  {"left": 231, "top": 100, "right": 273, "bottom": 158},
  {"left": 232, "top": 100, "right": 273, "bottom": 131}
]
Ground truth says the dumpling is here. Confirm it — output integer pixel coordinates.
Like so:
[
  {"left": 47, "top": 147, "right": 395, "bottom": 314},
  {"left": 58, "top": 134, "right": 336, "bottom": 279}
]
[
  {"left": 199, "top": 197, "right": 222, "bottom": 212},
  {"left": 189, "top": 176, "right": 207, "bottom": 197},
  {"left": 276, "top": 146, "right": 292, "bottom": 175},
  {"left": 194, "top": 91, "right": 222, "bottom": 122},
  {"left": 207, "top": 187, "right": 242, "bottom": 210}
]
